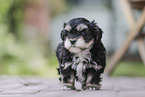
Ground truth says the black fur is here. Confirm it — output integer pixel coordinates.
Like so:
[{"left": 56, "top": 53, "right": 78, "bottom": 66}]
[{"left": 56, "top": 17, "right": 106, "bottom": 90}]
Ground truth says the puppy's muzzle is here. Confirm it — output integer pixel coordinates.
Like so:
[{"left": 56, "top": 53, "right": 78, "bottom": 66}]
[
  {"left": 70, "top": 40, "right": 76, "bottom": 45},
  {"left": 69, "top": 38, "right": 77, "bottom": 46}
]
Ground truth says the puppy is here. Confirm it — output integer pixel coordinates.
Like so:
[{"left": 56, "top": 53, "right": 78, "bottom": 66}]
[{"left": 56, "top": 17, "right": 106, "bottom": 90}]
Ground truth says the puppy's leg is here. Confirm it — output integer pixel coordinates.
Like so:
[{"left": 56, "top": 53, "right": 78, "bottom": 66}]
[
  {"left": 82, "top": 68, "right": 102, "bottom": 90},
  {"left": 59, "top": 67, "right": 76, "bottom": 90}
]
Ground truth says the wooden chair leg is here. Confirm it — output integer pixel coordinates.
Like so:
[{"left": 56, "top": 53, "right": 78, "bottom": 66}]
[
  {"left": 137, "top": 37, "right": 145, "bottom": 65},
  {"left": 120, "top": 0, "right": 135, "bottom": 28},
  {"left": 107, "top": 9, "right": 145, "bottom": 75}
]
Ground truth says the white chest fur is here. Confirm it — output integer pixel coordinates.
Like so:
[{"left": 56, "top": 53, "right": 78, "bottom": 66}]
[
  {"left": 71, "top": 50, "right": 102, "bottom": 82},
  {"left": 72, "top": 50, "right": 91, "bottom": 82}
]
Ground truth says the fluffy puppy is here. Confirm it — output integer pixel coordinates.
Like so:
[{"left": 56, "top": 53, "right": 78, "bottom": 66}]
[{"left": 56, "top": 17, "right": 106, "bottom": 90}]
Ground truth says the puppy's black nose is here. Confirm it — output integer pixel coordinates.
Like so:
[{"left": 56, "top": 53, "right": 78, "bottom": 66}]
[{"left": 70, "top": 40, "right": 76, "bottom": 44}]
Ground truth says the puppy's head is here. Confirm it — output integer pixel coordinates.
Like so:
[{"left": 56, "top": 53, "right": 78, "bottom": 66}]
[{"left": 61, "top": 17, "right": 103, "bottom": 53}]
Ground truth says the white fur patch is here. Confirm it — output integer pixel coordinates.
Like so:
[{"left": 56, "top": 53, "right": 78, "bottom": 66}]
[
  {"left": 72, "top": 50, "right": 102, "bottom": 82},
  {"left": 75, "top": 37, "right": 86, "bottom": 48},
  {"left": 76, "top": 62, "right": 84, "bottom": 82},
  {"left": 64, "top": 25, "right": 72, "bottom": 32},
  {"left": 75, "top": 36, "right": 94, "bottom": 49},
  {"left": 64, "top": 37, "right": 71, "bottom": 49},
  {"left": 63, "top": 63, "right": 72, "bottom": 69},
  {"left": 64, "top": 37, "right": 81, "bottom": 53},
  {"left": 64, "top": 36, "right": 94, "bottom": 53},
  {"left": 69, "top": 47, "right": 81, "bottom": 53},
  {"left": 74, "top": 50, "right": 91, "bottom": 82},
  {"left": 76, "top": 24, "right": 88, "bottom": 31},
  {"left": 86, "top": 74, "right": 93, "bottom": 83}
]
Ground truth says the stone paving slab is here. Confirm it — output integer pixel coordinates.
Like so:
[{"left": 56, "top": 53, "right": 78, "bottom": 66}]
[{"left": 0, "top": 76, "right": 145, "bottom": 97}]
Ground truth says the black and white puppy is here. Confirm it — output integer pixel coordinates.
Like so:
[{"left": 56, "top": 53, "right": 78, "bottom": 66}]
[{"left": 56, "top": 17, "right": 106, "bottom": 90}]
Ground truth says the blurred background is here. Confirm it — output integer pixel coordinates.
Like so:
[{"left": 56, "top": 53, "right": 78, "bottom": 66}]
[{"left": 0, "top": 0, "right": 145, "bottom": 78}]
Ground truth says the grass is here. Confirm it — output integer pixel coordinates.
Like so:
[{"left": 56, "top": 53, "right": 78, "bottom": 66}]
[{"left": 111, "top": 61, "right": 145, "bottom": 77}]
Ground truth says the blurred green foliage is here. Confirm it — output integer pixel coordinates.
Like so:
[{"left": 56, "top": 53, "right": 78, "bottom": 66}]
[
  {"left": 0, "top": 0, "right": 61, "bottom": 77},
  {"left": 112, "top": 61, "right": 145, "bottom": 77},
  {"left": 0, "top": 30, "right": 58, "bottom": 77},
  {"left": 6, "top": 0, "right": 24, "bottom": 38}
]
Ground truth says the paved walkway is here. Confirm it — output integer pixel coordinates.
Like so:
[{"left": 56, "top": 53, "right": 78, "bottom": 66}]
[{"left": 0, "top": 76, "right": 145, "bottom": 97}]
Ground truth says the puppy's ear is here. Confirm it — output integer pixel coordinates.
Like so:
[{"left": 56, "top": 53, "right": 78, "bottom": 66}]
[
  {"left": 60, "top": 23, "right": 67, "bottom": 40},
  {"left": 90, "top": 20, "right": 103, "bottom": 42}
]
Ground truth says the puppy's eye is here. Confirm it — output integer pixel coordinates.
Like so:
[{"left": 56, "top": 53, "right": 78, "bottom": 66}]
[
  {"left": 63, "top": 30, "right": 68, "bottom": 35},
  {"left": 81, "top": 29, "right": 87, "bottom": 32},
  {"left": 81, "top": 31, "right": 86, "bottom": 36},
  {"left": 80, "top": 29, "right": 88, "bottom": 35}
]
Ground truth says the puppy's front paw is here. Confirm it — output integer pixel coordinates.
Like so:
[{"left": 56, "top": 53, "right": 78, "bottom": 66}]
[
  {"left": 82, "top": 84, "right": 101, "bottom": 90},
  {"left": 61, "top": 83, "right": 76, "bottom": 90}
]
